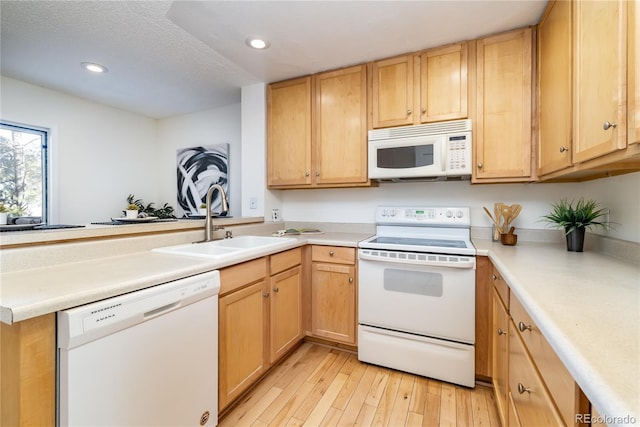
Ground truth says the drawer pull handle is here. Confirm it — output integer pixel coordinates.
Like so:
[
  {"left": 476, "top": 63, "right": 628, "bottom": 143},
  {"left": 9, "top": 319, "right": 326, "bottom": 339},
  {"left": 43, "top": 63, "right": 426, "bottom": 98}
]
[
  {"left": 518, "top": 321, "right": 532, "bottom": 332},
  {"left": 517, "top": 383, "right": 531, "bottom": 394},
  {"left": 273, "top": 287, "right": 279, "bottom": 293},
  {"left": 497, "top": 328, "right": 505, "bottom": 336},
  {"left": 492, "top": 274, "right": 497, "bottom": 280},
  {"left": 559, "top": 146, "right": 569, "bottom": 153},
  {"left": 263, "top": 292, "right": 270, "bottom": 298},
  {"left": 349, "top": 277, "right": 353, "bottom": 283},
  {"left": 603, "top": 121, "right": 617, "bottom": 130},
  {"left": 329, "top": 251, "right": 335, "bottom": 256}
]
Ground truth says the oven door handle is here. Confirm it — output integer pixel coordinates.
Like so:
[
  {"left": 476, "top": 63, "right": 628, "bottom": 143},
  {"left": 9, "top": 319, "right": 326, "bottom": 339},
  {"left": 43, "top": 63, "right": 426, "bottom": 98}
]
[{"left": 358, "top": 251, "right": 475, "bottom": 269}]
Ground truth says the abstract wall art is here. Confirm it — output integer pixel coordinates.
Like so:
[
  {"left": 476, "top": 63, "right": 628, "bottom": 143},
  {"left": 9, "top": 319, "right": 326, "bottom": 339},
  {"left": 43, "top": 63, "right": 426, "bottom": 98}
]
[{"left": 176, "top": 144, "right": 229, "bottom": 216}]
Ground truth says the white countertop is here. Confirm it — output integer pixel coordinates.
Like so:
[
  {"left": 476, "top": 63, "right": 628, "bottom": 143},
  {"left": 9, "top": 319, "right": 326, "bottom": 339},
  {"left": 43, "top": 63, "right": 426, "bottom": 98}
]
[
  {"left": 474, "top": 240, "right": 640, "bottom": 426},
  {"left": 1, "top": 229, "right": 637, "bottom": 424},
  {"left": 0, "top": 231, "right": 371, "bottom": 324}
]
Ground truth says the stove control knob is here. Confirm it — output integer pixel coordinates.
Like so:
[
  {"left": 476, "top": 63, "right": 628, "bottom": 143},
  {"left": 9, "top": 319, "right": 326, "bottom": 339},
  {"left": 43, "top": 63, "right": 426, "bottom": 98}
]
[
  {"left": 381, "top": 209, "right": 388, "bottom": 217},
  {"left": 389, "top": 209, "right": 396, "bottom": 217},
  {"left": 456, "top": 210, "right": 464, "bottom": 219},
  {"left": 446, "top": 210, "right": 453, "bottom": 218}
]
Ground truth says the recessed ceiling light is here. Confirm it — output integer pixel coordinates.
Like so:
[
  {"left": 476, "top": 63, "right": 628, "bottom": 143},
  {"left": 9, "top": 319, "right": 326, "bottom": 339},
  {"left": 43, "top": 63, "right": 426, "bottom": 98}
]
[
  {"left": 81, "top": 62, "right": 108, "bottom": 73},
  {"left": 245, "top": 38, "right": 270, "bottom": 50}
]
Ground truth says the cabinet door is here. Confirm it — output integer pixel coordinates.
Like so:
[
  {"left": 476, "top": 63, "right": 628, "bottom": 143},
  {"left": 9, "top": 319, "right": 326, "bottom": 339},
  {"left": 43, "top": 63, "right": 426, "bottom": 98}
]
[
  {"left": 311, "top": 262, "right": 356, "bottom": 344},
  {"left": 315, "top": 65, "right": 368, "bottom": 185},
  {"left": 420, "top": 43, "right": 468, "bottom": 123},
  {"left": 475, "top": 28, "right": 533, "bottom": 181},
  {"left": 573, "top": 0, "right": 627, "bottom": 163},
  {"left": 492, "top": 288, "right": 510, "bottom": 427},
  {"left": 372, "top": 55, "right": 415, "bottom": 128},
  {"left": 269, "top": 266, "right": 303, "bottom": 363},
  {"left": 218, "top": 281, "right": 268, "bottom": 410},
  {"left": 267, "top": 77, "right": 312, "bottom": 186},
  {"left": 509, "top": 322, "right": 565, "bottom": 426},
  {"left": 630, "top": 0, "right": 639, "bottom": 146},
  {"left": 538, "top": 0, "right": 573, "bottom": 176},
  {"left": 1, "top": 314, "right": 55, "bottom": 427}
]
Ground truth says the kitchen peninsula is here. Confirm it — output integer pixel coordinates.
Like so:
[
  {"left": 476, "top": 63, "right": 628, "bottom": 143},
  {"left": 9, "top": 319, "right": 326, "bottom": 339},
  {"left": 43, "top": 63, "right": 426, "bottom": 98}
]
[{"left": 1, "top": 219, "right": 638, "bottom": 426}]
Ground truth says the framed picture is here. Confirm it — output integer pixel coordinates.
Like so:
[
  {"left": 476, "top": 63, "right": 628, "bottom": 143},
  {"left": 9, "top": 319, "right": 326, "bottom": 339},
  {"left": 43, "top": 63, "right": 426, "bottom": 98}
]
[{"left": 176, "top": 144, "right": 229, "bottom": 215}]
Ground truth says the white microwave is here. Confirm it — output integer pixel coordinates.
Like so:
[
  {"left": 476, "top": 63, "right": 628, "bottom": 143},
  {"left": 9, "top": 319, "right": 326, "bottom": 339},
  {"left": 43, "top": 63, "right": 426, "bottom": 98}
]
[{"left": 368, "top": 119, "right": 472, "bottom": 181}]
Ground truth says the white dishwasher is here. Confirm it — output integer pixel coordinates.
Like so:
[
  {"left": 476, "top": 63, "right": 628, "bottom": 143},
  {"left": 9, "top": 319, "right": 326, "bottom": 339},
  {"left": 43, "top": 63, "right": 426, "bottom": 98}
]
[{"left": 57, "top": 271, "right": 220, "bottom": 427}]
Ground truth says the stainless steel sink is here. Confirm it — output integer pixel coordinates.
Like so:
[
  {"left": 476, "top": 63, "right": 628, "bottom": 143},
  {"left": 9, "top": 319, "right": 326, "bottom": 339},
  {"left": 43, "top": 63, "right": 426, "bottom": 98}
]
[{"left": 152, "top": 235, "right": 297, "bottom": 259}]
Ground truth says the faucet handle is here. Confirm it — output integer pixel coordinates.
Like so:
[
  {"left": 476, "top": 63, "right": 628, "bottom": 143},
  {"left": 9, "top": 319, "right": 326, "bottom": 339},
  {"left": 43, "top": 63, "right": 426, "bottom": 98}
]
[{"left": 225, "top": 230, "right": 233, "bottom": 239}]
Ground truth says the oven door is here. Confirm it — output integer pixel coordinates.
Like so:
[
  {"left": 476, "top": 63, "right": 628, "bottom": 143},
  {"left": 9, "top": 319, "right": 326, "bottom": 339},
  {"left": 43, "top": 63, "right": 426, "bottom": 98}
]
[
  {"left": 358, "top": 250, "right": 475, "bottom": 344},
  {"left": 368, "top": 135, "right": 445, "bottom": 179}
]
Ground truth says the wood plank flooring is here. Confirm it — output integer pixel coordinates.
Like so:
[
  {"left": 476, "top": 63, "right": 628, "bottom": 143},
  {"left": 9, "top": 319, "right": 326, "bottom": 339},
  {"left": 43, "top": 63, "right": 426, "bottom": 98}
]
[{"left": 219, "top": 343, "right": 500, "bottom": 427}]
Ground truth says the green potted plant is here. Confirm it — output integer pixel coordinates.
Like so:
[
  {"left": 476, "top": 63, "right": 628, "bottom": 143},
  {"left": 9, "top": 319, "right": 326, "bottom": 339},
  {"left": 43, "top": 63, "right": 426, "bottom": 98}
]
[
  {"left": 541, "top": 198, "right": 607, "bottom": 252},
  {"left": 125, "top": 203, "right": 139, "bottom": 219}
]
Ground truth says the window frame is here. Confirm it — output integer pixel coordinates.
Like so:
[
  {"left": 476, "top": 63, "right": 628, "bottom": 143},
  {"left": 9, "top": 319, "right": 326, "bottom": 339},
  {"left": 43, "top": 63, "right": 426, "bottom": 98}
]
[{"left": 0, "top": 120, "right": 50, "bottom": 223}]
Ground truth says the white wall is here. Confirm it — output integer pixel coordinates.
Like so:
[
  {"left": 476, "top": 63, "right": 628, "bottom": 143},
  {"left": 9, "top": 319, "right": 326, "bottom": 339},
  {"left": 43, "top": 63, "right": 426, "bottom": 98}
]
[
  {"left": 280, "top": 173, "right": 640, "bottom": 243},
  {"left": 1, "top": 75, "right": 158, "bottom": 224},
  {"left": 156, "top": 104, "right": 241, "bottom": 217}
]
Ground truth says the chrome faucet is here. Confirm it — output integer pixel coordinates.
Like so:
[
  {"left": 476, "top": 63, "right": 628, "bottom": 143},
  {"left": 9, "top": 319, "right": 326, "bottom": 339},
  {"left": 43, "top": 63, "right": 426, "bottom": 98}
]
[{"left": 203, "top": 183, "right": 229, "bottom": 242}]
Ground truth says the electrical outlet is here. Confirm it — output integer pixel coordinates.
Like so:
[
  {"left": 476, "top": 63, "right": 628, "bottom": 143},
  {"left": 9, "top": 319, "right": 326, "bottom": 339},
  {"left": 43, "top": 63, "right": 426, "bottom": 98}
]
[
  {"left": 272, "top": 208, "right": 281, "bottom": 221},
  {"left": 249, "top": 197, "right": 257, "bottom": 209}
]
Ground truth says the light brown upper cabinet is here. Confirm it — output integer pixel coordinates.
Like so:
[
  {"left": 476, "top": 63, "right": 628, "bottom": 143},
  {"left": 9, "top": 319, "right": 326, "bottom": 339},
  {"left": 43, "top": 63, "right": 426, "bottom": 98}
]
[
  {"left": 267, "top": 77, "right": 312, "bottom": 187},
  {"left": 629, "top": 0, "right": 639, "bottom": 146},
  {"left": 473, "top": 28, "right": 534, "bottom": 183},
  {"left": 419, "top": 43, "right": 468, "bottom": 123},
  {"left": 538, "top": 0, "right": 639, "bottom": 181},
  {"left": 314, "top": 65, "right": 368, "bottom": 186},
  {"left": 537, "top": 0, "right": 573, "bottom": 176},
  {"left": 573, "top": 0, "right": 627, "bottom": 163},
  {"left": 371, "top": 43, "right": 468, "bottom": 129},
  {"left": 267, "top": 66, "right": 370, "bottom": 189}
]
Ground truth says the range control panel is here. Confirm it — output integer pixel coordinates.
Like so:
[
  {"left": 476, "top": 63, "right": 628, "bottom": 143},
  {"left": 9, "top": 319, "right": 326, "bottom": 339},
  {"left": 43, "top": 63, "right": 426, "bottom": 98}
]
[{"left": 375, "top": 206, "right": 470, "bottom": 227}]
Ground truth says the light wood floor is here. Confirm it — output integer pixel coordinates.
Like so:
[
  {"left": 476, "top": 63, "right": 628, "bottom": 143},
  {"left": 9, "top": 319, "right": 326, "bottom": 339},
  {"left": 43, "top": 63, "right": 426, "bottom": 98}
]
[{"left": 219, "top": 342, "right": 500, "bottom": 427}]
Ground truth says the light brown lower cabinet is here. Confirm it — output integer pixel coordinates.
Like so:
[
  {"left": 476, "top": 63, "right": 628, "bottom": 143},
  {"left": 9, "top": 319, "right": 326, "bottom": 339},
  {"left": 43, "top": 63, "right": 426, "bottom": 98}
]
[
  {"left": 0, "top": 313, "right": 56, "bottom": 426},
  {"left": 492, "top": 286, "right": 510, "bottom": 427},
  {"left": 218, "top": 249, "right": 303, "bottom": 412},
  {"left": 310, "top": 245, "right": 357, "bottom": 345},
  {"left": 509, "top": 321, "right": 565, "bottom": 425},
  {"left": 491, "top": 261, "right": 590, "bottom": 427}
]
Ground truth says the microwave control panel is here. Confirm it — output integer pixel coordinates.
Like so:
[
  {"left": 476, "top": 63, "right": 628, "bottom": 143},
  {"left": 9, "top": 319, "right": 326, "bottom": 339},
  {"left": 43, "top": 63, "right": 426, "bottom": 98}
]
[{"left": 446, "top": 134, "right": 472, "bottom": 175}]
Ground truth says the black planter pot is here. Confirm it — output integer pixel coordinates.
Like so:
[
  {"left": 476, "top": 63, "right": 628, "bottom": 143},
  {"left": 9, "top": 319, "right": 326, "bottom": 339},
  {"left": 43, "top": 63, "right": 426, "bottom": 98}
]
[{"left": 566, "top": 227, "right": 586, "bottom": 252}]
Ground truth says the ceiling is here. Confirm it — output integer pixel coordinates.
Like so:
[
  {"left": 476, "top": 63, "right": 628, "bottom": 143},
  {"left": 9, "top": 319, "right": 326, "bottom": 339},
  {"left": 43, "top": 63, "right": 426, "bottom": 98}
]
[{"left": 0, "top": 1, "right": 548, "bottom": 119}]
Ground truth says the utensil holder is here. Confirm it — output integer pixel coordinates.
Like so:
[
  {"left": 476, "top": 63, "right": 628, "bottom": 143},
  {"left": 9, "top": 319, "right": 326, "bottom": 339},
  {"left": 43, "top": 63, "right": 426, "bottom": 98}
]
[{"left": 500, "top": 233, "right": 517, "bottom": 246}]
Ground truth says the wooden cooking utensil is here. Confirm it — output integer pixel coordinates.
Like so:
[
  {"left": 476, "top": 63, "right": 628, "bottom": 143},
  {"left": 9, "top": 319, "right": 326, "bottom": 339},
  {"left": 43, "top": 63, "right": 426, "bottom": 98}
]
[
  {"left": 510, "top": 204, "right": 522, "bottom": 222},
  {"left": 483, "top": 206, "right": 500, "bottom": 229}
]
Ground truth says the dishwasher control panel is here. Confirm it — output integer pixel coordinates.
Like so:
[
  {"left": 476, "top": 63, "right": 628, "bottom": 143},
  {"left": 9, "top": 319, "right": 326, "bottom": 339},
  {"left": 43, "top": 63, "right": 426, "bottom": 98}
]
[{"left": 58, "top": 271, "right": 220, "bottom": 349}]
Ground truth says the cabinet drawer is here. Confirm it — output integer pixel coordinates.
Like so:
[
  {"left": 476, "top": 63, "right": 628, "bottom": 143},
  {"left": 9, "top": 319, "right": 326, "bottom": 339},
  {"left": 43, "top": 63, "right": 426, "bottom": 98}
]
[
  {"left": 311, "top": 245, "right": 355, "bottom": 265},
  {"left": 220, "top": 257, "right": 268, "bottom": 295},
  {"left": 270, "top": 247, "right": 302, "bottom": 275},
  {"left": 491, "top": 266, "right": 510, "bottom": 309},
  {"left": 509, "top": 322, "right": 565, "bottom": 426},
  {"left": 511, "top": 293, "right": 577, "bottom": 426}
]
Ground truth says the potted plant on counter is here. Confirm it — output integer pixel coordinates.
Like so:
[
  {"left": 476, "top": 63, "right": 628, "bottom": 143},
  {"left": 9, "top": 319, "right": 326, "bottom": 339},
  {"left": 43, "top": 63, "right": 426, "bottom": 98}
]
[
  {"left": 125, "top": 203, "right": 139, "bottom": 219},
  {"left": 542, "top": 198, "right": 607, "bottom": 252}
]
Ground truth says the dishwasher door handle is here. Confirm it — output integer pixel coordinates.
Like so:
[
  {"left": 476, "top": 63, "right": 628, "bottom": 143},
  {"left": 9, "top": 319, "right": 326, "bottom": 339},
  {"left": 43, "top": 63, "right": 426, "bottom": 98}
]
[{"left": 144, "top": 301, "right": 181, "bottom": 320}]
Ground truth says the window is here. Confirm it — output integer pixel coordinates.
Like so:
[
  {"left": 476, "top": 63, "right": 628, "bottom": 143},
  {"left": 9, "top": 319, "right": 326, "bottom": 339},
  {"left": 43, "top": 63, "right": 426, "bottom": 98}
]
[{"left": 0, "top": 122, "right": 49, "bottom": 223}]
